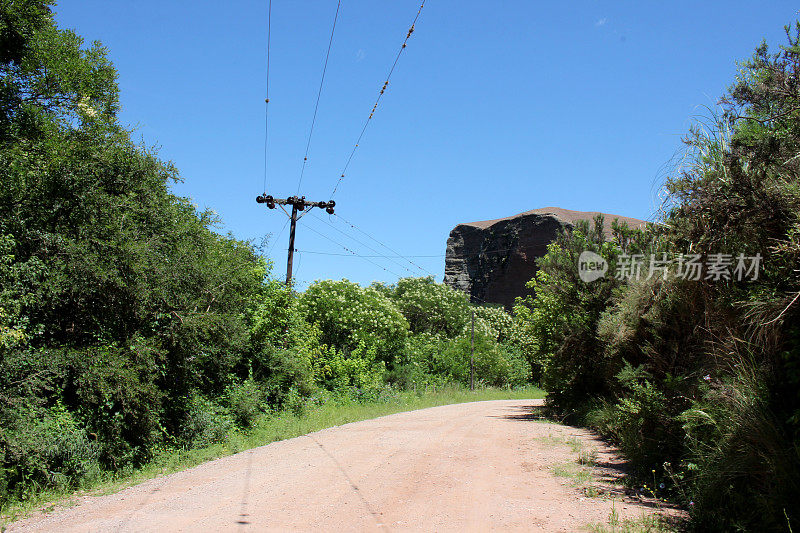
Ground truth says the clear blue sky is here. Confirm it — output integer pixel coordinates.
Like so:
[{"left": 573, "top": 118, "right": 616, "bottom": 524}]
[{"left": 54, "top": 1, "right": 798, "bottom": 289}]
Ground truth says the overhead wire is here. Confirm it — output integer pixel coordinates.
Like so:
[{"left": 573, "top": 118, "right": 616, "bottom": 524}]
[
  {"left": 257, "top": 1, "right": 431, "bottom": 284},
  {"left": 297, "top": 0, "right": 342, "bottom": 194},
  {"left": 332, "top": 212, "right": 435, "bottom": 275},
  {"left": 267, "top": 217, "right": 290, "bottom": 256},
  {"left": 330, "top": 0, "right": 425, "bottom": 198},
  {"left": 293, "top": 250, "right": 303, "bottom": 283},
  {"left": 262, "top": 0, "right": 273, "bottom": 193},
  {"left": 294, "top": 245, "right": 547, "bottom": 259},
  {"left": 307, "top": 211, "right": 419, "bottom": 275},
  {"left": 297, "top": 250, "right": 444, "bottom": 258},
  {"left": 302, "top": 221, "right": 404, "bottom": 278}
]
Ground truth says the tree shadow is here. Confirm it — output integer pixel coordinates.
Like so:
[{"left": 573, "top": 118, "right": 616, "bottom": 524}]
[{"left": 493, "top": 404, "right": 551, "bottom": 421}]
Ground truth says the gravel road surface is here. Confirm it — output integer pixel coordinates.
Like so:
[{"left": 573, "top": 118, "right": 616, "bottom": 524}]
[{"left": 8, "top": 399, "right": 674, "bottom": 532}]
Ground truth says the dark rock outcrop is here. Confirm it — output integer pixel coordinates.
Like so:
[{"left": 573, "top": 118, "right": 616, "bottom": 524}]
[{"left": 443, "top": 207, "right": 646, "bottom": 309}]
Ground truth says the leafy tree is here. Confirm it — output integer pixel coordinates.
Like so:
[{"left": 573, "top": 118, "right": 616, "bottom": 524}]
[{"left": 0, "top": 1, "right": 270, "bottom": 499}]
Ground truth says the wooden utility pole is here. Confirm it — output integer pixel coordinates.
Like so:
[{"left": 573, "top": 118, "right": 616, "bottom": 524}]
[
  {"left": 470, "top": 310, "right": 475, "bottom": 391},
  {"left": 256, "top": 194, "right": 335, "bottom": 285}
]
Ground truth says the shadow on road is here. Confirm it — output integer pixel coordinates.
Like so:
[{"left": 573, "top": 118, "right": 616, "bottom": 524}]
[
  {"left": 236, "top": 450, "right": 254, "bottom": 528},
  {"left": 492, "top": 404, "right": 550, "bottom": 422},
  {"left": 307, "top": 435, "right": 390, "bottom": 533}
]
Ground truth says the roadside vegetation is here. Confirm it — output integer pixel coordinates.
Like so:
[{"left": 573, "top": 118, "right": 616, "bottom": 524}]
[{"left": 513, "top": 24, "right": 800, "bottom": 531}]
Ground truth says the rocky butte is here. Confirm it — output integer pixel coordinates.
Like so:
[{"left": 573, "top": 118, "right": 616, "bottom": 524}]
[{"left": 443, "top": 207, "right": 647, "bottom": 309}]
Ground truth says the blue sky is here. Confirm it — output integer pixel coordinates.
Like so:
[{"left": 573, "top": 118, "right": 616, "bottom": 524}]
[{"left": 54, "top": 1, "right": 798, "bottom": 289}]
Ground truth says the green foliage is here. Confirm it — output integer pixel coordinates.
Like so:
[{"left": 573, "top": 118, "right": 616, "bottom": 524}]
[
  {"left": 680, "top": 355, "right": 800, "bottom": 531},
  {"left": 223, "top": 378, "right": 266, "bottom": 429},
  {"left": 388, "top": 276, "right": 470, "bottom": 337},
  {"left": 436, "top": 334, "right": 529, "bottom": 387},
  {"left": 1, "top": 402, "right": 99, "bottom": 503},
  {"left": 69, "top": 344, "right": 165, "bottom": 467},
  {"left": 588, "top": 363, "right": 681, "bottom": 474},
  {"left": 512, "top": 216, "right": 637, "bottom": 413},
  {"left": 298, "top": 279, "right": 409, "bottom": 362},
  {"left": 393, "top": 330, "right": 529, "bottom": 388},
  {"left": 472, "top": 304, "right": 513, "bottom": 342},
  {"left": 315, "top": 342, "right": 387, "bottom": 400},
  {"left": 179, "top": 394, "right": 234, "bottom": 449},
  {"left": 0, "top": 1, "right": 270, "bottom": 503}
]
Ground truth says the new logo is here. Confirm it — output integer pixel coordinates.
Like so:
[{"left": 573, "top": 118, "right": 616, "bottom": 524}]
[{"left": 578, "top": 251, "right": 608, "bottom": 283}]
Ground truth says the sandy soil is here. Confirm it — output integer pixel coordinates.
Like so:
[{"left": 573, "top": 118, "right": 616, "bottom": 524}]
[{"left": 8, "top": 399, "right": 679, "bottom": 532}]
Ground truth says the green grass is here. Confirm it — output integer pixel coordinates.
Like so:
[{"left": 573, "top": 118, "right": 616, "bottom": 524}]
[
  {"left": 552, "top": 460, "right": 593, "bottom": 484},
  {"left": 1, "top": 385, "right": 544, "bottom": 525},
  {"left": 536, "top": 432, "right": 605, "bottom": 498},
  {"left": 586, "top": 505, "right": 678, "bottom": 533}
]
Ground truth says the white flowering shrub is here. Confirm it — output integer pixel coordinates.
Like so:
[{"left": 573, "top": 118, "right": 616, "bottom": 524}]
[
  {"left": 469, "top": 305, "right": 513, "bottom": 342},
  {"left": 298, "top": 279, "right": 409, "bottom": 361},
  {"left": 391, "top": 277, "right": 470, "bottom": 337}
]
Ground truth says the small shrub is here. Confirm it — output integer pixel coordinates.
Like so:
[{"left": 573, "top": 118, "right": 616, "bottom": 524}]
[
  {"left": 224, "top": 378, "right": 266, "bottom": 428},
  {"left": 432, "top": 334, "right": 530, "bottom": 387},
  {"left": 681, "top": 357, "right": 800, "bottom": 530},
  {"left": 180, "top": 395, "right": 234, "bottom": 448},
  {"left": 259, "top": 345, "right": 318, "bottom": 408},
  {"left": 315, "top": 342, "right": 386, "bottom": 394},
  {"left": 1, "top": 403, "right": 99, "bottom": 504},
  {"left": 70, "top": 344, "right": 164, "bottom": 468}
]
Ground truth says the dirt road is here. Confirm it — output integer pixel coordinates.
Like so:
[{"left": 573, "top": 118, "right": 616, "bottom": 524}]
[{"left": 9, "top": 400, "right": 674, "bottom": 532}]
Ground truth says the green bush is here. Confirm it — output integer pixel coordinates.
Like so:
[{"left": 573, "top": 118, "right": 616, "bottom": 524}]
[
  {"left": 315, "top": 342, "right": 386, "bottom": 394},
  {"left": 249, "top": 282, "right": 323, "bottom": 406},
  {"left": 430, "top": 334, "right": 529, "bottom": 387},
  {"left": 389, "top": 332, "right": 449, "bottom": 388},
  {"left": 389, "top": 277, "right": 470, "bottom": 337},
  {"left": 589, "top": 363, "right": 678, "bottom": 473},
  {"left": 471, "top": 305, "right": 513, "bottom": 342},
  {"left": 258, "top": 345, "right": 319, "bottom": 407},
  {"left": 70, "top": 344, "right": 165, "bottom": 468},
  {"left": 681, "top": 355, "right": 800, "bottom": 530},
  {"left": 180, "top": 395, "right": 234, "bottom": 448},
  {"left": 1, "top": 403, "right": 99, "bottom": 504},
  {"left": 224, "top": 378, "right": 266, "bottom": 428},
  {"left": 513, "top": 218, "right": 630, "bottom": 414},
  {"left": 298, "top": 279, "right": 409, "bottom": 362}
]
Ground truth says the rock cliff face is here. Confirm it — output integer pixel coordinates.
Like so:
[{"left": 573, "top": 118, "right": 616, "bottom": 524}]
[{"left": 443, "top": 207, "right": 646, "bottom": 309}]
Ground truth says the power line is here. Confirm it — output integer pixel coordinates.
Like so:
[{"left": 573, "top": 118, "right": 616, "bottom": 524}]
[
  {"left": 302, "top": 222, "right": 404, "bottom": 278},
  {"left": 307, "top": 211, "right": 419, "bottom": 275},
  {"left": 297, "top": 249, "right": 444, "bottom": 258},
  {"left": 262, "top": 0, "right": 273, "bottom": 193},
  {"left": 332, "top": 212, "right": 435, "bottom": 276},
  {"left": 330, "top": 0, "right": 426, "bottom": 198},
  {"left": 297, "top": 0, "right": 342, "bottom": 194},
  {"left": 267, "top": 217, "right": 290, "bottom": 256},
  {"left": 291, "top": 244, "right": 549, "bottom": 258},
  {"left": 293, "top": 250, "right": 303, "bottom": 282}
]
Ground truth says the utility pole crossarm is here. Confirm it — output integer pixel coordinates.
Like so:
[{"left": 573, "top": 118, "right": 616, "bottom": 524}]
[
  {"left": 256, "top": 193, "right": 336, "bottom": 286},
  {"left": 257, "top": 195, "right": 335, "bottom": 211}
]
